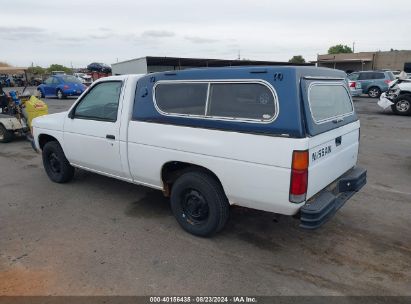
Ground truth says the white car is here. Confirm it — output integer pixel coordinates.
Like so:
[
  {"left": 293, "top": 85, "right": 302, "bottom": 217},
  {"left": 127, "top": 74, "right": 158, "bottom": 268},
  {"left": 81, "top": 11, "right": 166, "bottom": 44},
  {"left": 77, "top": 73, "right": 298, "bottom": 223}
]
[
  {"left": 32, "top": 67, "right": 367, "bottom": 236},
  {"left": 378, "top": 78, "right": 411, "bottom": 115},
  {"left": 73, "top": 73, "right": 93, "bottom": 86}
]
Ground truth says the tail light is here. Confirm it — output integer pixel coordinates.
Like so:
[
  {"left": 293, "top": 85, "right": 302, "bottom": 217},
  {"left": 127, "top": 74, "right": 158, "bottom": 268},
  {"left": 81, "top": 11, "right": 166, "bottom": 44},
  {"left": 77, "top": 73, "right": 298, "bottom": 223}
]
[
  {"left": 289, "top": 150, "right": 308, "bottom": 203},
  {"left": 384, "top": 80, "right": 391, "bottom": 84},
  {"left": 63, "top": 85, "right": 69, "bottom": 89},
  {"left": 349, "top": 81, "right": 356, "bottom": 88}
]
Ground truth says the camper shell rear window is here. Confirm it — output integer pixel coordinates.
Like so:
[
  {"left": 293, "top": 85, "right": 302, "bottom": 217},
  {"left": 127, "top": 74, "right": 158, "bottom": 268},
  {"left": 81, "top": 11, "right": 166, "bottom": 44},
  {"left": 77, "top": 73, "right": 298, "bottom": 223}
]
[{"left": 308, "top": 82, "right": 354, "bottom": 124}]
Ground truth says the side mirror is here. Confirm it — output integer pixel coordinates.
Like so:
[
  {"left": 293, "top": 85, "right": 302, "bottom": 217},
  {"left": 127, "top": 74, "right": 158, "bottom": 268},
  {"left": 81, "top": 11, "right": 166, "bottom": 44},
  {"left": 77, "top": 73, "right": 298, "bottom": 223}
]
[{"left": 68, "top": 109, "right": 75, "bottom": 119}]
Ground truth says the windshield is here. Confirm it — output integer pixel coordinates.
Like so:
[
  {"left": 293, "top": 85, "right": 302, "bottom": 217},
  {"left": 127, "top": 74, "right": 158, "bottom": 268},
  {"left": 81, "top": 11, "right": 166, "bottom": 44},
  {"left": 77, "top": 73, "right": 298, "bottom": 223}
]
[{"left": 61, "top": 75, "right": 82, "bottom": 84}]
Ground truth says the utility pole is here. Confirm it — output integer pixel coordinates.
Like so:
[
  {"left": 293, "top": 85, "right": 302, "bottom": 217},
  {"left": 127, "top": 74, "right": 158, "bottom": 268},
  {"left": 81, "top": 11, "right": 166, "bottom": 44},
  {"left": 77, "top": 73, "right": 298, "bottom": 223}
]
[
  {"left": 353, "top": 41, "right": 355, "bottom": 53},
  {"left": 237, "top": 50, "right": 241, "bottom": 60}
]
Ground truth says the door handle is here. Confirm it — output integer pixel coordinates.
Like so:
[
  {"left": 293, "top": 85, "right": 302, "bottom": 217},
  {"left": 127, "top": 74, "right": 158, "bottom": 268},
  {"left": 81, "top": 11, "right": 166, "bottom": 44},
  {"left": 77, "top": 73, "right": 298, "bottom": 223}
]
[{"left": 106, "top": 134, "right": 115, "bottom": 140}]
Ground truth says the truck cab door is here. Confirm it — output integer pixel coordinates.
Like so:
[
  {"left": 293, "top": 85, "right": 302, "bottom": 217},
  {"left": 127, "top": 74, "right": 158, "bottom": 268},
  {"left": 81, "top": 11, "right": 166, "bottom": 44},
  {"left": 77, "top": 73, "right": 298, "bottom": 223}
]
[
  {"left": 50, "top": 77, "right": 60, "bottom": 95},
  {"left": 63, "top": 80, "right": 126, "bottom": 178}
]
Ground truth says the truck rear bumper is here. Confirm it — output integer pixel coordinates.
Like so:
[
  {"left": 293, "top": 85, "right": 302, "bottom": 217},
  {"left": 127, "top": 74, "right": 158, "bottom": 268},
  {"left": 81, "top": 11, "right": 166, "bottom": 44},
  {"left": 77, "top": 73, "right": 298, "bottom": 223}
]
[{"left": 300, "top": 166, "right": 367, "bottom": 229}]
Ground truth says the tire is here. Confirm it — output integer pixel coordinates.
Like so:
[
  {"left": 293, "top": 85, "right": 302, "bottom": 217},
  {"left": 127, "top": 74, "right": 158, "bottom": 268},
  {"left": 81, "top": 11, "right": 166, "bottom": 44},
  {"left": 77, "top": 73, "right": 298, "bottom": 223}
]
[
  {"left": 391, "top": 95, "right": 411, "bottom": 116},
  {"left": 0, "top": 124, "right": 13, "bottom": 143},
  {"left": 368, "top": 86, "right": 381, "bottom": 98},
  {"left": 42, "top": 141, "right": 74, "bottom": 183},
  {"left": 56, "top": 89, "right": 65, "bottom": 100},
  {"left": 170, "top": 171, "right": 229, "bottom": 237},
  {"left": 37, "top": 89, "right": 44, "bottom": 98}
]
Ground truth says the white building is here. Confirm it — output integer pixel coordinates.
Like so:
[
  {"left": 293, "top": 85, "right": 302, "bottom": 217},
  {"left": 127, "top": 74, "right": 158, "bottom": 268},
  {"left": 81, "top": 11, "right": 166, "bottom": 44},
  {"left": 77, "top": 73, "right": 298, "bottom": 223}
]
[{"left": 111, "top": 56, "right": 312, "bottom": 75}]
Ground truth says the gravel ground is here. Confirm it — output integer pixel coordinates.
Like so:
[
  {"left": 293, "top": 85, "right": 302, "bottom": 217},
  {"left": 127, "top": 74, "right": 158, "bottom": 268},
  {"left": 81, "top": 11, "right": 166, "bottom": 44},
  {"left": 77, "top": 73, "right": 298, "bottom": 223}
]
[{"left": 0, "top": 91, "right": 410, "bottom": 296}]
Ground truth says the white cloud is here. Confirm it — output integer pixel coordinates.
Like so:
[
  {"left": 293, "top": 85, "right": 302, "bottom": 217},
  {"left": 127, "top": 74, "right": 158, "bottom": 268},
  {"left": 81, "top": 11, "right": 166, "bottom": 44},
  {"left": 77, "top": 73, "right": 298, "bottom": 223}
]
[{"left": 141, "top": 30, "right": 175, "bottom": 38}]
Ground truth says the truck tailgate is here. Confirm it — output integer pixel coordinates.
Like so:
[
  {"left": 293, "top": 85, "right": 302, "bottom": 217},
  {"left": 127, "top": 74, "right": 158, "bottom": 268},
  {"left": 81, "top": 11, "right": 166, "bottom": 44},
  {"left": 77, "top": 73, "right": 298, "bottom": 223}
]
[{"left": 306, "top": 121, "right": 360, "bottom": 199}]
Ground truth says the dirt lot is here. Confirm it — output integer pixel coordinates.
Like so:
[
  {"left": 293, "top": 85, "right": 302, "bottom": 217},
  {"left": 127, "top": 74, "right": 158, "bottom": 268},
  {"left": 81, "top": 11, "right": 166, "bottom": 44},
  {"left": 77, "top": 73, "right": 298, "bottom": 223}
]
[{"left": 0, "top": 93, "right": 410, "bottom": 296}]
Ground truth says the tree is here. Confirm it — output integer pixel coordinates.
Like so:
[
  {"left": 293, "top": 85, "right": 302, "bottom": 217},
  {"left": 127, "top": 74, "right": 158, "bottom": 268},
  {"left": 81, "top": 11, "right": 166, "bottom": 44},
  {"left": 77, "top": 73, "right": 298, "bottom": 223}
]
[
  {"left": 328, "top": 44, "right": 353, "bottom": 54},
  {"left": 47, "top": 64, "right": 72, "bottom": 74},
  {"left": 28, "top": 66, "right": 46, "bottom": 75},
  {"left": 288, "top": 55, "right": 306, "bottom": 64}
]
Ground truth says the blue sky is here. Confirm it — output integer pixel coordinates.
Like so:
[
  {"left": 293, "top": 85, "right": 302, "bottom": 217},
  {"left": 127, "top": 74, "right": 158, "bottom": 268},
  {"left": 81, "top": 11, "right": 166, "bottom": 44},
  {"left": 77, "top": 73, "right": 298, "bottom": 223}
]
[{"left": 0, "top": 0, "right": 410, "bottom": 67}]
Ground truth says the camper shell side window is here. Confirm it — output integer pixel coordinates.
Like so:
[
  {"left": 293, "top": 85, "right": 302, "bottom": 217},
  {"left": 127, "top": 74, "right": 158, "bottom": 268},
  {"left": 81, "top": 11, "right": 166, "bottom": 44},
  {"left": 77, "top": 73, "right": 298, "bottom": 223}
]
[{"left": 153, "top": 80, "right": 279, "bottom": 123}]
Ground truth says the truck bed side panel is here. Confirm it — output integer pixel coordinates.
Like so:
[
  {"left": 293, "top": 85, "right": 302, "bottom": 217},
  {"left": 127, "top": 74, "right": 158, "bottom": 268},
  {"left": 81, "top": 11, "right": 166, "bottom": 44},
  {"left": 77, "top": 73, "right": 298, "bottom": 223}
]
[{"left": 127, "top": 121, "right": 308, "bottom": 215}]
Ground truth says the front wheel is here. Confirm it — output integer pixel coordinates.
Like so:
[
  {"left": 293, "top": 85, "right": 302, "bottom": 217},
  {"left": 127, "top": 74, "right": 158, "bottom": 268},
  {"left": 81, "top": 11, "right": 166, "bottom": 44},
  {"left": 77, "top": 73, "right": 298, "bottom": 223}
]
[
  {"left": 368, "top": 87, "right": 381, "bottom": 98},
  {"left": 170, "top": 171, "right": 229, "bottom": 237},
  {"left": 391, "top": 95, "right": 411, "bottom": 116},
  {"left": 42, "top": 141, "right": 74, "bottom": 183},
  {"left": 37, "top": 89, "right": 44, "bottom": 98},
  {"left": 0, "top": 124, "right": 13, "bottom": 143}
]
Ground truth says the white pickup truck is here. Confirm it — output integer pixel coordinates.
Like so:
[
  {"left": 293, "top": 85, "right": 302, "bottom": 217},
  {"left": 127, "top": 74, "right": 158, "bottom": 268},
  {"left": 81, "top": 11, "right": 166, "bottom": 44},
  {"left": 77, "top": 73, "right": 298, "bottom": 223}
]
[{"left": 32, "top": 67, "right": 367, "bottom": 236}]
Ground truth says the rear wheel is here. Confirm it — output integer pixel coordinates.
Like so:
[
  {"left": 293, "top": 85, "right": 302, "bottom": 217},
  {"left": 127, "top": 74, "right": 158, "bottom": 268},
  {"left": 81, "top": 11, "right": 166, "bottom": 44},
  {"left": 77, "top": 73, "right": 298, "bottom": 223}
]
[
  {"left": 368, "top": 87, "right": 381, "bottom": 98},
  {"left": 170, "top": 171, "right": 229, "bottom": 237},
  {"left": 391, "top": 95, "right": 411, "bottom": 116},
  {"left": 42, "top": 141, "right": 74, "bottom": 183},
  {"left": 0, "top": 124, "right": 13, "bottom": 143},
  {"left": 56, "top": 89, "right": 65, "bottom": 100}
]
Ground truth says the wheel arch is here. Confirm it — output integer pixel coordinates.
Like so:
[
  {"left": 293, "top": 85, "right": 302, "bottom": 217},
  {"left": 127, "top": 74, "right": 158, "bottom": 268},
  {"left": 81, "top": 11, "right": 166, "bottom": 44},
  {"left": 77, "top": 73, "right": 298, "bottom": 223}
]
[
  {"left": 0, "top": 121, "right": 10, "bottom": 130},
  {"left": 38, "top": 133, "right": 60, "bottom": 150},
  {"left": 398, "top": 91, "right": 411, "bottom": 97},
  {"left": 161, "top": 161, "right": 226, "bottom": 198}
]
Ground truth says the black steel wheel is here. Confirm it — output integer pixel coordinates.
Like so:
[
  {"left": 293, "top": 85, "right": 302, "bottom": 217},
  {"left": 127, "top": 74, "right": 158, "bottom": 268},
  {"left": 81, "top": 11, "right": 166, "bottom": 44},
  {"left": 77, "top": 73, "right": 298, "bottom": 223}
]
[
  {"left": 42, "top": 141, "right": 74, "bottom": 183},
  {"left": 170, "top": 171, "right": 229, "bottom": 237}
]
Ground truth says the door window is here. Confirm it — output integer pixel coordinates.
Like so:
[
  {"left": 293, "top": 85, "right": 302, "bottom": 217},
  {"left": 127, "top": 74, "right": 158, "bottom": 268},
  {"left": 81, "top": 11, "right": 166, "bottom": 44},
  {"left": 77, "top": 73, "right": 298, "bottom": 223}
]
[
  {"left": 52, "top": 77, "right": 60, "bottom": 84},
  {"left": 44, "top": 77, "right": 53, "bottom": 85},
  {"left": 371, "top": 72, "right": 385, "bottom": 79},
  {"left": 74, "top": 81, "right": 122, "bottom": 122},
  {"left": 358, "top": 73, "right": 372, "bottom": 80}
]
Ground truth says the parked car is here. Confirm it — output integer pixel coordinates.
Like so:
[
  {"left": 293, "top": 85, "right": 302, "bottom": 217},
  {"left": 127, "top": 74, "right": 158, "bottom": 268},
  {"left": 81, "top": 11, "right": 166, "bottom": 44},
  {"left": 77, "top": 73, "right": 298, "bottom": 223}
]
[
  {"left": 32, "top": 67, "right": 366, "bottom": 237},
  {"left": 73, "top": 73, "right": 93, "bottom": 86},
  {"left": 390, "top": 70, "right": 402, "bottom": 79},
  {"left": 347, "top": 70, "right": 395, "bottom": 98},
  {"left": 348, "top": 80, "right": 362, "bottom": 97},
  {"left": 37, "top": 75, "right": 86, "bottom": 99},
  {"left": 87, "top": 62, "right": 112, "bottom": 74},
  {"left": 378, "top": 78, "right": 411, "bottom": 115}
]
